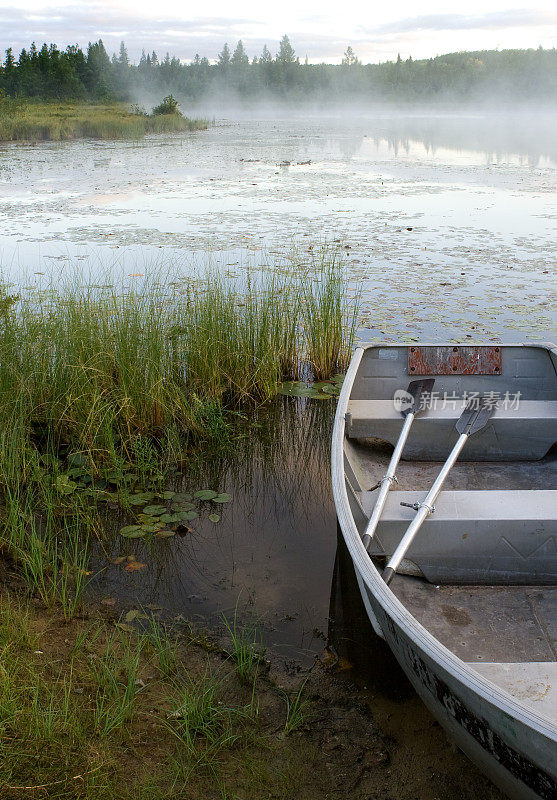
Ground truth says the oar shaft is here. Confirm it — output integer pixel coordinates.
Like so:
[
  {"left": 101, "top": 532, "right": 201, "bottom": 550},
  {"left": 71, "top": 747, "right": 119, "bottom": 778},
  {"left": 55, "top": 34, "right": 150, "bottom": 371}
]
[
  {"left": 362, "top": 411, "right": 415, "bottom": 551},
  {"left": 383, "top": 433, "right": 469, "bottom": 584}
]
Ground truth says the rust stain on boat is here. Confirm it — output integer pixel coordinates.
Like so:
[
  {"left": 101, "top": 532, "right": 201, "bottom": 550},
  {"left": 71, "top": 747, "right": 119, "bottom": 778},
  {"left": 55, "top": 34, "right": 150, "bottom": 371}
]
[{"left": 408, "top": 346, "right": 502, "bottom": 376}]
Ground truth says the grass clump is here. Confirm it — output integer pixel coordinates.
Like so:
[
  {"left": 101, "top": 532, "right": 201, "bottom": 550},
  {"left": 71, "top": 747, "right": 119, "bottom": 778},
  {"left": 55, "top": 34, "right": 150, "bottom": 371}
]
[
  {"left": 0, "top": 99, "right": 207, "bottom": 142},
  {"left": 0, "top": 250, "right": 357, "bottom": 607},
  {"left": 0, "top": 594, "right": 320, "bottom": 800}
]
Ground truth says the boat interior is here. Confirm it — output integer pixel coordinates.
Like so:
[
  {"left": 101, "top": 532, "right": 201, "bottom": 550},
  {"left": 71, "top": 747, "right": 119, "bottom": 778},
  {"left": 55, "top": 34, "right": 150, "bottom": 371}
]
[{"left": 344, "top": 344, "right": 557, "bottom": 726}]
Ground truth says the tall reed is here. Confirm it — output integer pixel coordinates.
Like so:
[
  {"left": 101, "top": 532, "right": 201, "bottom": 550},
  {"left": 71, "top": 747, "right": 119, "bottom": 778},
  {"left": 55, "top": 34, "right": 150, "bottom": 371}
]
[
  {"left": 0, "top": 254, "right": 358, "bottom": 601},
  {"left": 0, "top": 101, "right": 207, "bottom": 142}
]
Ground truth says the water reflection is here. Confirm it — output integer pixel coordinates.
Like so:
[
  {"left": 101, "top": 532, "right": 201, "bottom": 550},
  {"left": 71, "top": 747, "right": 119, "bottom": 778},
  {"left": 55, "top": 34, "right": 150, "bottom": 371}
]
[
  {"left": 327, "top": 527, "right": 411, "bottom": 699},
  {"left": 91, "top": 400, "right": 340, "bottom": 665},
  {"left": 357, "top": 113, "right": 557, "bottom": 167}
]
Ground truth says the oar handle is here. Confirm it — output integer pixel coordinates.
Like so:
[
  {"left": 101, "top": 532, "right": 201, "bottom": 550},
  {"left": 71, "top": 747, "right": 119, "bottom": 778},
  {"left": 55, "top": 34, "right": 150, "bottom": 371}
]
[
  {"left": 383, "top": 432, "right": 469, "bottom": 584},
  {"left": 362, "top": 411, "right": 415, "bottom": 551}
]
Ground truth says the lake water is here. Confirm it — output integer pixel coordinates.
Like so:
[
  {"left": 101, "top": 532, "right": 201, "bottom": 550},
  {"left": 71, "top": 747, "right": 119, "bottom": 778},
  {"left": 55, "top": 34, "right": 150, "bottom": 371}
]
[
  {"left": 3, "top": 109, "right": 557, "bottom": 656},
  {"left": 1, "top": 111, "right": 556, "bottom": 343},
  {"left": 3, "top": 111, "right": 551, "bottom": 794}
]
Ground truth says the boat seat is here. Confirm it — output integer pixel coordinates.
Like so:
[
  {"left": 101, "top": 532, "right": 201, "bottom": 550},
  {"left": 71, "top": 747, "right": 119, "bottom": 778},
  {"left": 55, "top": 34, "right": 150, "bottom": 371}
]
[
  {"left": 358, "top": 489, "right": 557, "bottom": 584},
  {"left": 346, "top": 399, "right": 557, "bottom": 461},
  {"left": 469, "top": 662, "right": 557, "bottom": 725}
]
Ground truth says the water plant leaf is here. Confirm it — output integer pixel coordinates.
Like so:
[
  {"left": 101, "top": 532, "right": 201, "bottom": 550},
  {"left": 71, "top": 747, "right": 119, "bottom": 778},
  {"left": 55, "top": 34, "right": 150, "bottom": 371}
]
[
  {"left": 116, "top": 623, "right": 136, "bottom": 632},
  {"left": 120, "top": 525, "right": 145, "bottom": 538},
  {"left": 137, "top": 514, "right": 159, "bottom": 524},
  {"left": 129, "top": 495, "right": 151, "bottom": 506},
  {"left": 194, "top": 489, "right": 218, "bottom": 500},
  {"left": 173, "top": 492, "right": 192, "bottom": 502},
  {"left": 156, "top": 529, "right": 176, "bottom": 538},
  {"left": 278, "top": 381, "right": 313, "bottom": 397},
  {"left": 125, "top": 609, "right": 141, "bottom": 622},
  {"left": 171, "top": 502, "right": 195, "bottom": 512},
  {"left": 313, "top": 382, "right": 339, "bottom": 395},
  {"left": 55, "top": 474, "right": 77, "bottom": 494},
  {"left": 140, "top": 523, "right": 164, "bottom": 533},
  {"left": 160, "top": 513, "right": 182, "bottom": 523},
  {"left": 142, "top": 505, "right": 167, "bottom": 516},
  {"left": 177, "top": 510, "right": 198, "bottom": 521},
  {"left": 124, "top": 560, "right": 146, "bottom": 573},
  {"left": 161, "top": 491, "right": 175, "bottom": 500},
  {"left": 208, "top": 513, "right": 221, "bottom": 523},
  {"left": 212, "top": 493, "right": 231, "bottom": 504}
]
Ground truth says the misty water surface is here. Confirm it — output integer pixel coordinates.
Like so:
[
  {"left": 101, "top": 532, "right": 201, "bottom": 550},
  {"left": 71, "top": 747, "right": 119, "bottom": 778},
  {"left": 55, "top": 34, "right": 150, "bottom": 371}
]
[
  {"left": 0, "top": 110, "right": 555, "bottom": 342},
  {"left": 1, "top": 110, "right": 556, "bottom": 665}
]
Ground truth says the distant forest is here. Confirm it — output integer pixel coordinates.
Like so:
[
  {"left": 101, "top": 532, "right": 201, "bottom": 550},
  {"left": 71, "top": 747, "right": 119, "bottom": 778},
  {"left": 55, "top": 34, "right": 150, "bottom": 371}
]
[{"left": 1, "top": 36, "right": 557, "bottom": 104}]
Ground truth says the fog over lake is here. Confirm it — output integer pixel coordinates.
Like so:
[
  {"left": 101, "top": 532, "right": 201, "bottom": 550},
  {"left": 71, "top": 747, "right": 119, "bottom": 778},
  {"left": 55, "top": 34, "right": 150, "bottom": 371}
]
[{"left": 1, "top": 109, "right": 555, "bottom": 343}]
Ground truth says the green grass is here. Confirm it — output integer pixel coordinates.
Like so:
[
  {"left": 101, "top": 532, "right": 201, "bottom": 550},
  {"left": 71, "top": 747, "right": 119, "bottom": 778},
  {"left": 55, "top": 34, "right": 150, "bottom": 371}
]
[
  {"left": 0, "top": 100, "right": 207, "bottom": 141},
  {"left": 0, "top": 595, "right": 319, "bottom": 800},
  {"left": 0, "top": 256, "right": 356, "bottom": 480},
  {"left": 222, "top": 608, "right": 265, "bottom": 687},
  {"left": 0, "top": 250, "right": 357, "bottom": 615}
]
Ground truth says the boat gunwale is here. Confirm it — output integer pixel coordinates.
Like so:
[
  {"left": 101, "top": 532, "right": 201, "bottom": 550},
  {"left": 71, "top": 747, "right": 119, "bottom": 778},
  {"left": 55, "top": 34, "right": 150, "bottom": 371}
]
[{"left": 332, "top": 341, "right": 557, "bottom": 742}]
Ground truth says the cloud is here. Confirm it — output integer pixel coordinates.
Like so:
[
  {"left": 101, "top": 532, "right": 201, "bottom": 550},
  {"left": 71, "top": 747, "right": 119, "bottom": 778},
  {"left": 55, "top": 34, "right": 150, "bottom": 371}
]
[
  {"left": 361, "top": 9, "right": 557, "bottom": 37},
  {"left": 1, "top": 4, "right": 557, "bottom": 63},
  {"left": 0, "top": 4, "right": 257, "bottom": 59}
]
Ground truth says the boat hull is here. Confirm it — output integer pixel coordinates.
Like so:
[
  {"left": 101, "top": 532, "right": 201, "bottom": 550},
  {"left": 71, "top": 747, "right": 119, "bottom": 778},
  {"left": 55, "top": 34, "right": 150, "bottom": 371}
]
[
  {"left": 355, "top": 568, "right": 556, "bottom": 800},
  {"left": 332, "top": 343, "right": 557, "bottom": 800}
]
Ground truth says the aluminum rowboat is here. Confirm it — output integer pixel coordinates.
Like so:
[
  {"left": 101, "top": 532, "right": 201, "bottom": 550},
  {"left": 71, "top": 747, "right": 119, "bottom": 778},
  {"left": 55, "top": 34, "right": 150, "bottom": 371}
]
[{"left": 331, "top": 342, "right": 557, "bottom": 799}]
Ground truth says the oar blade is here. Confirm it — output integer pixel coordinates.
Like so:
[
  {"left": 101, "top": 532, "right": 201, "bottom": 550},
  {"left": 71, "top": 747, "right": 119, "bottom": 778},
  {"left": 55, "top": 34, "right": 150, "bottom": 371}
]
[
  {"left": 455, "top": 395, "right": 496, "bottom": 436},
  {"left": 468, "top": 396, "right": 496, "bottom": 435},
  {"left": 402, "top": 378, "right": 435, "bottom": 417}
]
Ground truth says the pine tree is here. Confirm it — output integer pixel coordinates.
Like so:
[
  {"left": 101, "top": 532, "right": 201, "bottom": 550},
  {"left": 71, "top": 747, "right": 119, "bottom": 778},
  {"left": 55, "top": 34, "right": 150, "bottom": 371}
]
[
  {"left": 231, "top": 40, "right": 249, "bottom": 67},
  {"left": 342, "top": 46, "right": 359, "bottom": 67},
  {"left": 218, "top": 43, "right": 231, "bottom": 67},
  {"left": 118, "top": 41, "right": 129, "bottom": 67},
  {"left": 277, "top": 35, "right": 296, "bottom": 63},
  {"left": 260, "top": 45, "right": 272, "bottom": 63}
]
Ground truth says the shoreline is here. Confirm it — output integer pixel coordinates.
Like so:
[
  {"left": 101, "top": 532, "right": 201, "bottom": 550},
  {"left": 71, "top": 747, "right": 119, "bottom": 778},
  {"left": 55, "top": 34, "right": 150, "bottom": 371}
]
[{"left": 0, "top": 100, "right": 208, "bottom": 142}]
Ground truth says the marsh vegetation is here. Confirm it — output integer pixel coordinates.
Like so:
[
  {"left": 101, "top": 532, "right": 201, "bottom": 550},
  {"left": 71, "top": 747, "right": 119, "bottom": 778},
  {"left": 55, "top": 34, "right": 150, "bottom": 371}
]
[
  {"left": 0, "top": 251, "right": 363, "bottom": 797},
  {"left": 0, "top": 98, "right": 207, "bottom": 142},
  {"left": 0, "top": 250, "right": 356, "bottom": 617}
]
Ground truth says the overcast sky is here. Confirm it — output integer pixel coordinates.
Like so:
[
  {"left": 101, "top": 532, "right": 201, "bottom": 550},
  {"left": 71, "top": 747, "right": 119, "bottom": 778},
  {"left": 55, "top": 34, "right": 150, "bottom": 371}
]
[{"left": 2, "top": 1, "right": 557, "bottom": 64}]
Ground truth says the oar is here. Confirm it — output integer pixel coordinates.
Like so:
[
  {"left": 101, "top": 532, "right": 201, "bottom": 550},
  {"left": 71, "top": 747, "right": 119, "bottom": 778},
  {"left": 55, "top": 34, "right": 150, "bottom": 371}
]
[
  {"left": 362, "top": 378, "right": 435, "bottom": 552},
  {"left": 382, "top": 395, "right": 495, "bottom": 586}
]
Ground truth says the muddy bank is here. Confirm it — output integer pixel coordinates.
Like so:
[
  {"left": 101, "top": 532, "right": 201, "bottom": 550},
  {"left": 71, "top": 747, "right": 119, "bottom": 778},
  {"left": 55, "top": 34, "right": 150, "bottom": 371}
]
[{"left": 1, "top": 565, "right": 503, "bottom": 800}]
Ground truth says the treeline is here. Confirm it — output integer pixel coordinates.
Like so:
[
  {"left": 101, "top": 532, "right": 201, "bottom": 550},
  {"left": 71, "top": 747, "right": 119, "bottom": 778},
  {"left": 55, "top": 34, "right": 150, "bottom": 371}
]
[{"left": 1, "top": 36, "right": 557, "bottom": 103}]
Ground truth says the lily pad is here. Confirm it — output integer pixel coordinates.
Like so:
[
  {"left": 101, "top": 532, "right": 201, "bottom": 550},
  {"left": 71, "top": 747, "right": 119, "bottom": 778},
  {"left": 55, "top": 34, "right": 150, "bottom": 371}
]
[
  {"left": 160, "top": 491, "right": 175, "bottom": 500},
  {"left": 156, "top": 529, "right": 176, "bottom": 538},
  {"left": 142, "top": 505, "right": 167, "bottom": 516},
  {"left": 128, "top": 495, "right": 151, "bottom": 506},
  {"left": 212, "top": 493, "right": 231, "bottom": 504},
  {"left": 194, "top": 489, "right": 218, "bottom": 501},
  {"left": 173, "top": 492, "right": 192, "bottom": 502},
  {"left": 124, "top": 560, "right": 146, "bottom": 573},
  {"left": 140, "top": 523, "right": 164, "bottom": 533},
  {"left": 278, "top": 381, "right": 313, "bottom": 397},
  {"left": 160, "top": 513, "right": 182, "bottom": 524},
  {"left": 177, "top": 510, "right": 198, "bottom": 521},
  {"left": 120, "top": 525, "right": 145, "bottom": 538},
  {"left": 208, "top": 513, "right": 221, "bottom": 523},
  {"left": 171, "top": 502, "right": 195, "bottom": 512}
]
